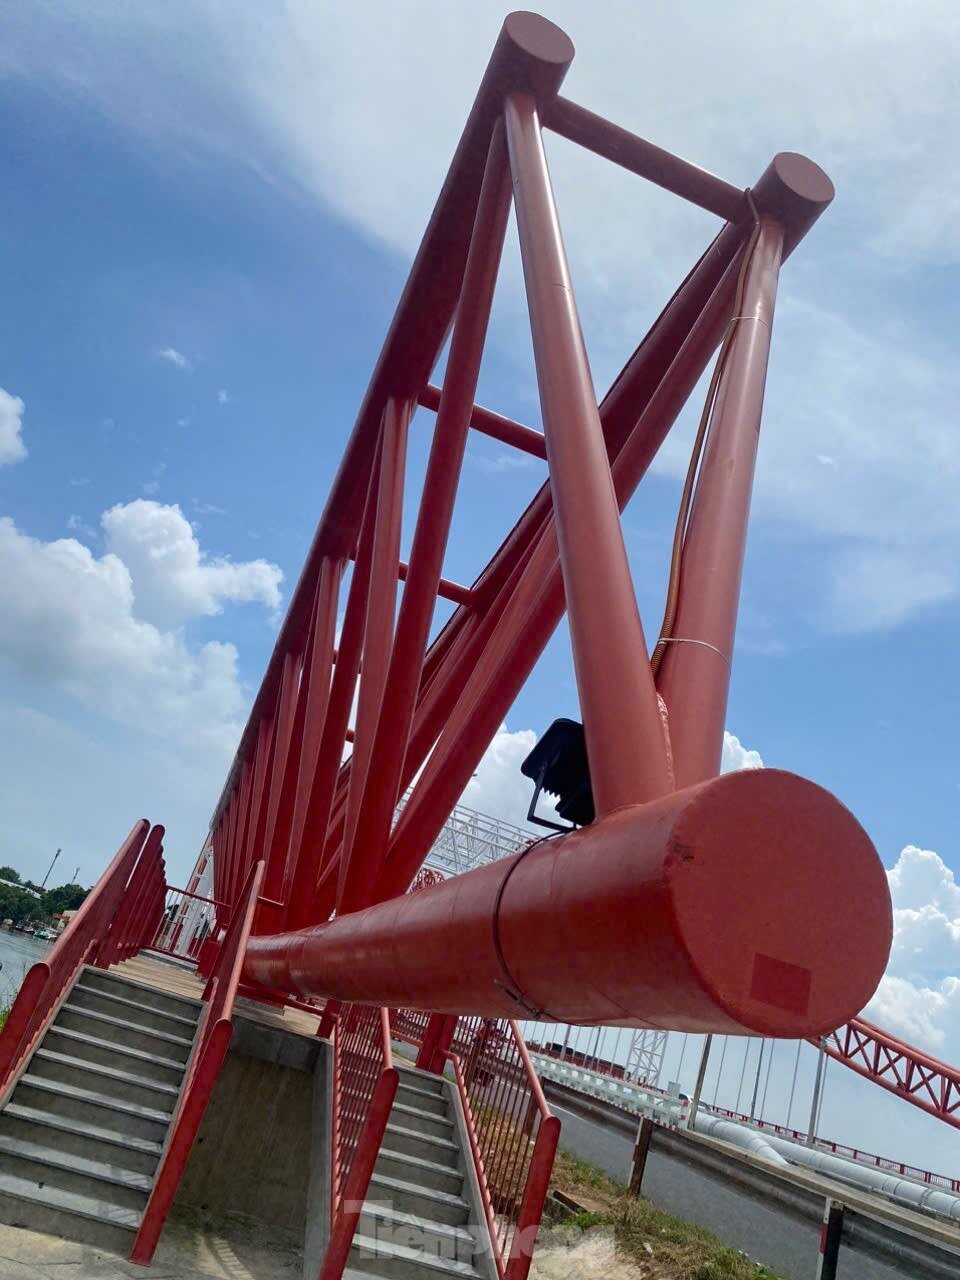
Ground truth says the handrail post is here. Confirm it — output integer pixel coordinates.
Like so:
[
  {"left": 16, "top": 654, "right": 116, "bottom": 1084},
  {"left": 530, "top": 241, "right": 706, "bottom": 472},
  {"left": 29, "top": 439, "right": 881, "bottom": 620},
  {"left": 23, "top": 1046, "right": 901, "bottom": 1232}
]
[{"left": 505, "top": 1115, "right": 560, "bottom": 1280}]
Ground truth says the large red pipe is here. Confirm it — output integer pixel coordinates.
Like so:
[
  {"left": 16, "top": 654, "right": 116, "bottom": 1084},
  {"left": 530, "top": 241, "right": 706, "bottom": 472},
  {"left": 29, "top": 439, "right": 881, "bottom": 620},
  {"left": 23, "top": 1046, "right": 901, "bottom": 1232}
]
[{"left": 244, "top": 769, "right": 892, "bottom": 1037}]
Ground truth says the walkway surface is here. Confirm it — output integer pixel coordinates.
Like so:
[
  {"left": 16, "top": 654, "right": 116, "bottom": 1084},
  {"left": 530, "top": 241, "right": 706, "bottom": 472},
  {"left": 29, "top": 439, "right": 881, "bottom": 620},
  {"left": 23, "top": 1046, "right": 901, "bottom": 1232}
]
[
  {"left": 0, "top": 1209, "right": 302, "bottom": 1280},
  {"left": 108, "top": 954, "right": 324, "bottom": 1039}
]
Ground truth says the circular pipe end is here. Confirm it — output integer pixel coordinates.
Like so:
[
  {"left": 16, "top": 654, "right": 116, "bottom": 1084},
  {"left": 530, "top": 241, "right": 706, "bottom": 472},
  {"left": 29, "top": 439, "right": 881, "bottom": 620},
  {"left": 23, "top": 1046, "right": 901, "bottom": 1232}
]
[
  {"left": 752, "top": 152, "right": 835, "bottom": 255},
  {"left": 502, "top": 12, "right": 576, "bottom": 67}
]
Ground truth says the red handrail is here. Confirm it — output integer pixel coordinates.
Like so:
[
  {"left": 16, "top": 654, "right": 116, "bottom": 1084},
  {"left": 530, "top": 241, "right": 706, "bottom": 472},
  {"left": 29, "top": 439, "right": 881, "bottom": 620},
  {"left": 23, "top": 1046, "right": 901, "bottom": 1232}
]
[
  {"left": 0, "top": 820, "right": 160, "bottom": 1101},
  {"left": 130, "top": 859, "right": 265, "bottom": 1264},
  {"left": 321, "top": 1005, "right": 398, "bottom": 1280},
  {"left": 444, "top": 1017, "right": 559, "bottom": 1280}
]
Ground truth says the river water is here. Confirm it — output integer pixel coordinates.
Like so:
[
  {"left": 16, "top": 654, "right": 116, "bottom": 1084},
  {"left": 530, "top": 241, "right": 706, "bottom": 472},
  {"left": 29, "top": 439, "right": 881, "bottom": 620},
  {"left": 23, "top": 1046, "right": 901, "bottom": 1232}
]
[{"left": 0, "top": 928, "right": 50, "bottom": 1008}]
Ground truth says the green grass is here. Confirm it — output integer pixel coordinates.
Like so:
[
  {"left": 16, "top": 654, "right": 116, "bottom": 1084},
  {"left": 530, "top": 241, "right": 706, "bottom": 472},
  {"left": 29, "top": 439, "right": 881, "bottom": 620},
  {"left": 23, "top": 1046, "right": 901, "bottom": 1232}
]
[{"left": 549, "top": 1150, "right": 783, "bottom": 1280}]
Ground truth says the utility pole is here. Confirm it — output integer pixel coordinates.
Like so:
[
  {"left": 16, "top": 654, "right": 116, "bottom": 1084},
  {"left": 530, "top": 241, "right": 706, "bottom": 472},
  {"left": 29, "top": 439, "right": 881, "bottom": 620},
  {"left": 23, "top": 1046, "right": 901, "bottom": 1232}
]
[{"left": 40, "top": 848, "right": 61, "bottom": 891}]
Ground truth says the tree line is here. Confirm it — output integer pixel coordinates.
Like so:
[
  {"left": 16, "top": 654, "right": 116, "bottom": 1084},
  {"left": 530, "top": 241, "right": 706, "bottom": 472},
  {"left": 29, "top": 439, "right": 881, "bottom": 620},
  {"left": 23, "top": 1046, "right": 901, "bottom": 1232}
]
[{"left": 0, "top": 864, "right": 89, "bottom": 927}]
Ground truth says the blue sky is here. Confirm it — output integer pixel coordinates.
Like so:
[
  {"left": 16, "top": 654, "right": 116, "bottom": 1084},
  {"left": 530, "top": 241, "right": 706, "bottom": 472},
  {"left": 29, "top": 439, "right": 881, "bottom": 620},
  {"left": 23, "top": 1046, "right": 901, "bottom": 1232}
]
[{"left": 0, "top": 2, "right": 958, "bottom": 1166}]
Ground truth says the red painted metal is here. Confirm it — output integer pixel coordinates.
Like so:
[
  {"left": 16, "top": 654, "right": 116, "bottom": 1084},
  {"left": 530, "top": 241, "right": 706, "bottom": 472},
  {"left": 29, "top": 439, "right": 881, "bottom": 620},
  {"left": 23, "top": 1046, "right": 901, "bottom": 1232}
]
[
  {"left": 321, "top": 1005, "right": 398, "bottom": 1280},
  {"left": 245, "top": 769, "right": 891, "bottom": 1037},
  {"left": 818, "top": 1017, "right": 960, "bottom": 1133},
  {"left": 131, "top": 859, "right": 265, "bottom": 1264},
  {"left": 656, "top": 217, "right": 784, "bottom": 786},
  {"left": 544, "top": 96, "right": 747, "bottom": 222},
  {"left": 342, "top": 124, "right": 514, "bottom": 917},
  {"left": 443, "top": 1017, "right": 557, "bottom": 1279},
  {"left": 0, "top": 820, "right": 158, "bottom": 1100},
  {"left": 417, "top": 383, "right": 548, "bottom": 460},
  {"left": 505, "top": 87, "right": 672, "bottom": 814}
]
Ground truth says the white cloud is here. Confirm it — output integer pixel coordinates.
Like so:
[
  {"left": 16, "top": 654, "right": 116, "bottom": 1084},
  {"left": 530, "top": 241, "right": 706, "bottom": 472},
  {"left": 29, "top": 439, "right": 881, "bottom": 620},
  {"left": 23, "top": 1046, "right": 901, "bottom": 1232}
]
[
  {"left": 860, "top": 845, "right": 960, "bottom": 1056},
  {"left": 216, "top": 388, "right": 229, "bottom": 405},
  {"left": 101, "top": 499, "right": 282, "bottom": 628},
  {"left": 459, "top": 724, "right": 541, "bottom": 832},
  {"left": 0, "top": 503, "right": 281, "bottom": 760},
  {"left": 721, "top": 731, "right": 764, "bottom": 773},
  {"left": 156, "top": 345, "right": 192, "bottom": 371},
  {"left": 0, "top": 388, "right": 27, "bottom": 467}
]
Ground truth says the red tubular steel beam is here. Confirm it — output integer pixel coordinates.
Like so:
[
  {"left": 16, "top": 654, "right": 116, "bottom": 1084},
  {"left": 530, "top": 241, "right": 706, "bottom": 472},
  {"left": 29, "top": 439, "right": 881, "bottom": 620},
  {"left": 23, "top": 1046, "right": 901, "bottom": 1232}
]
[
  {"left": 656, "top": 218, "right": 785, "bottom": 786},
  {"left": 208, "top": 11, "right": 574, "bottom": 835},
  {"left": 341, "top": 125, "right": 514, "bottom": 918},
  {"left": 396, "top": 561, "right": 475, "bottom": 608},
  {"left": 259, "top": 650, "right": 301, "bottom": 907},
  {"left": 544, "top": 96, "right": 747, "bottom": 223},
  {"left": 244, "top": 768, "right": 892, "bottom": 1038},
  {"left": 338, "top": 397, "right": 410, "bottom": 915},
  {"left": 505, "top": 89, "right": 672, "bottom": 813},
  {"left": 272, "top": 558, "right": 343, "bottom": 919},
  {"left": 285, "top": 462, "right": 381, "bottom": 929},
  {"left": 417, "top": 383, "right": 548, "bottom": 460}
]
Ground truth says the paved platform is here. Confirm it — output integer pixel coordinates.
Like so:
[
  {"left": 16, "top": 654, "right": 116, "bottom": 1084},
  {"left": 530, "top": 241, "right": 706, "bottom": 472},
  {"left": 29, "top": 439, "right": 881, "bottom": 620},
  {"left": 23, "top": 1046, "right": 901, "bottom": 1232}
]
[
  {"left": 0, "top": 1207, "right": 302, "bottom": 1279},
  {"left": 107, "top": 955, "right": 325, "bottom": 1042}
]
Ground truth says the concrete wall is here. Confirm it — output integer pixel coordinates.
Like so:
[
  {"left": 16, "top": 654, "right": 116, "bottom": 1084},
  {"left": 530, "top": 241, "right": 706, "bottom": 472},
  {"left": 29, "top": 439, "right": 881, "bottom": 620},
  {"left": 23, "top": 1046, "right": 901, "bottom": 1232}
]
[{"left": 175, "top": 1014, "right": 322, "bottom": 1235}]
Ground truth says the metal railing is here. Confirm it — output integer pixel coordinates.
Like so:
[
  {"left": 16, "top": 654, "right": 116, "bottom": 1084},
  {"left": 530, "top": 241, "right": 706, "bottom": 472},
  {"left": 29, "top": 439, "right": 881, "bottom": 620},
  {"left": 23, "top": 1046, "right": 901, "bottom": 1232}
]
[
  {"left": 130, "top": 859, "right": 265, "bottom": 1263},
  {"left": 0, "top": 819, "right": 162, "bottom": 1102},
  {"left": 322, "top": 1004, "right": 398, "bottom": 1280},
  {"left": 151, "top": 884, "right": 226, "bottom": 963},
  {"left": 391, "top": 1007, "right": 431, "bottom": 1048},
  {"left": 531, "top": 1038, "right": 960, "bottom": 1196},
  {"left": 446, "top": 1017, "right": 559, "bottom": 1280}
]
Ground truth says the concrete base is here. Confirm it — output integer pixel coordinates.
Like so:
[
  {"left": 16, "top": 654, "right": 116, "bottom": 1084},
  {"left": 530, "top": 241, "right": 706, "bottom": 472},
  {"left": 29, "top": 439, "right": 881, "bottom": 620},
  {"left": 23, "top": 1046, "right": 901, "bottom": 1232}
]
[{"left": 174, "top": 1013, "right": 323, "bottom": 1236}]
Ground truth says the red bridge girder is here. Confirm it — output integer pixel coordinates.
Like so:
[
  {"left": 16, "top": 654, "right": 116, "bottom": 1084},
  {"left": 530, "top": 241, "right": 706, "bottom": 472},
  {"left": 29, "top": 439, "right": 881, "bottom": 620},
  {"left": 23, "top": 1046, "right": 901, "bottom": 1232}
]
[{"left": 818, "top": 1017, "right": 960, "bottom": 1132}]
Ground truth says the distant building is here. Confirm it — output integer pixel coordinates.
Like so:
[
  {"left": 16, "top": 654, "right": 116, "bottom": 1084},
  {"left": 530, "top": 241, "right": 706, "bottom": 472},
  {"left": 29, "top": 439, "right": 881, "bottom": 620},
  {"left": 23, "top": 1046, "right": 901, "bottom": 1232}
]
[{"left": 0, "top": 877, "right": 41, "bottom": 900}]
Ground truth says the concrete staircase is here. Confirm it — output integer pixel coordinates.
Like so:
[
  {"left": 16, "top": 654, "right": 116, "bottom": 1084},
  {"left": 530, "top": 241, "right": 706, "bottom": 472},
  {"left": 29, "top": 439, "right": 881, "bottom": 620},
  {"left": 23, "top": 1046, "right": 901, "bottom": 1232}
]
[
  {"left": 0, "top": 965, "right": 202, "bottom": 1255},
  {"left": 346, "top": 1062, "right": 495, "bottom": 1280}
]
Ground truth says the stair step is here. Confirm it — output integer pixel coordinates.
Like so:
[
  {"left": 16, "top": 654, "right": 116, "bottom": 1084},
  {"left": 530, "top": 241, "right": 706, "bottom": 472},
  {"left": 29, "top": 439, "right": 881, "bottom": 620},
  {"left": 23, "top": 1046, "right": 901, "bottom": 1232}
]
[
  {"left": 0, "top": 1137, "right": 151, "bottom": 1212},
  {"left": 395, "top": 1066, "right": 447, "bottom": 1096},
  {"left": 383, "top": 1122, "right": 460, "bottom": 1167},
  {"left": 359, "top": 1201, "right": 479, "bottom": 1264},
  {"left": 0, "top": 1134, "right": 152, "bottom": 1193},
  {"left": 0, "top": 1168, "right": 140, "bottom": 1254},
  {"left": 396, "top": 1081, "right": 451, "bottom": 1117},
  {"left": 81, "top": 965, "right": 202, "bottom": 1019},
  {"left": 31, "top": 1048, "right": 179, "bottom": 1111},
  {"left": 391, "top": 1100, "right": 455, "bottom": 1140},
  {"left": 13, "top": 1076, "right": 169, "bottom": 1144},
  {"left": 374, "top": 1147, "right": 464, "bottom": 1197},
  {"left": 71, "top": 981, "right": 200, "bottom": 1035},
  {"left": 55, "top": 1004, "right": 194, "bottom": 1062},
  {"left": 347, "top": 1231, "right": 480, "bottom": 1280},
  {"left": 42, "top": 1025, "right": 187, "bottom": 1087},
  {"left": 0, "top": 1104, "right": 161, "bottom": 1176},
  {"left": 368, "top": 1171, "right": 470, "bottom": 1227}
]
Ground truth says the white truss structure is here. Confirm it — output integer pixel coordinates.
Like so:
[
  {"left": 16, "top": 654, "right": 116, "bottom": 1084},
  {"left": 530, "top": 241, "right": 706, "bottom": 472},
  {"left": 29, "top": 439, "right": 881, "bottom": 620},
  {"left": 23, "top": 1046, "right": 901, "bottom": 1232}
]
[
  {"left": 625, "top": 1028, "right": 669, "bottom": 1087},
  {"left": 396, "top": 794, "right": 536, "bottom": 877}
]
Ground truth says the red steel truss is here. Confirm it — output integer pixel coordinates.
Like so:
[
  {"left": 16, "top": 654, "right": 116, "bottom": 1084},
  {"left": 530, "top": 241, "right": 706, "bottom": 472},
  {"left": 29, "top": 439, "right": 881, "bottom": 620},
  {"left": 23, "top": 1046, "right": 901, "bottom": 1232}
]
[
  {"left": 202, "top": 10, "right": 891, "bottom": 1041},
  {"left": 819, "top": 1017, "right": 960, "bottom": 1132}
]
